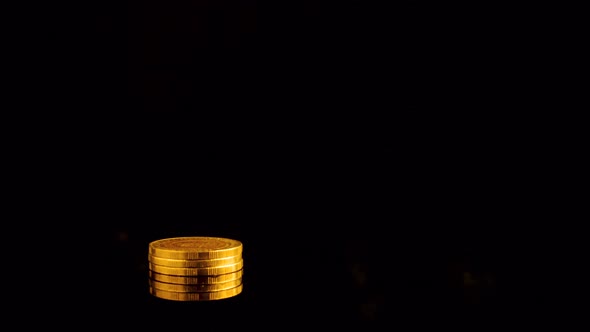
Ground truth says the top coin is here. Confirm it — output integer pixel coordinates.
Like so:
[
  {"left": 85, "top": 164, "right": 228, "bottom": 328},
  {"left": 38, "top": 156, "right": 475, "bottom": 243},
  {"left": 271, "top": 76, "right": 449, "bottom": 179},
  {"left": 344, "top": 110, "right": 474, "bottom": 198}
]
[{"left": 149, "top": 237, "right": 243, "bottom": 260}]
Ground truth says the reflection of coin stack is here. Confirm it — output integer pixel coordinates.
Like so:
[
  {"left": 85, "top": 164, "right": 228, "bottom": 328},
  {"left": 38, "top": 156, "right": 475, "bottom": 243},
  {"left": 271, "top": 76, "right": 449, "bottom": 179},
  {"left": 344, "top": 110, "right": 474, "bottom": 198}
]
[{"left": 148, "top": 237, "right": 244, "bottom": 301}]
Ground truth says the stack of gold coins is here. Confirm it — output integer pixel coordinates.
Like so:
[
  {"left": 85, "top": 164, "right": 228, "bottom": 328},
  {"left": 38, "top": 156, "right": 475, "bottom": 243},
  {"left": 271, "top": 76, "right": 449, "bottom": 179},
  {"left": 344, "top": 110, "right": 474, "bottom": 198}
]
[{"left": 148, "top": 236, "right": 244, "bottom": 301}]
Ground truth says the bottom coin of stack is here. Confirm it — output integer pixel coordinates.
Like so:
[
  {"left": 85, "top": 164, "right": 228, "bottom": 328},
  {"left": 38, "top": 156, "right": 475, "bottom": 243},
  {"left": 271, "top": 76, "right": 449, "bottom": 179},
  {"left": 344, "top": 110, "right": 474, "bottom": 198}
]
[{"left": 147, "top": 236, "right": 244, "bottom": 301}]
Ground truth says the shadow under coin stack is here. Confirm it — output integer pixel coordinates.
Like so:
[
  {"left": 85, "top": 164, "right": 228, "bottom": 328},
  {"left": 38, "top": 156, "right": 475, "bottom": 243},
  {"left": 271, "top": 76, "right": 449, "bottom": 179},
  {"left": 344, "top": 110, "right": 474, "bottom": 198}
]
[{"left": 148, "top": 237, "right": 244, "bottom": 301}]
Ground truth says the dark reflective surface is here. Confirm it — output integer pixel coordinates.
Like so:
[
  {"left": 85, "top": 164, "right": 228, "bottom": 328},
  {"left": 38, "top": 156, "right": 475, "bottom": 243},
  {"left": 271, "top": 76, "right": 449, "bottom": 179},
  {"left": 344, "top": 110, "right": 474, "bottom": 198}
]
[{"left": 84, "top": 133, "right": 503, "bottom": 331}]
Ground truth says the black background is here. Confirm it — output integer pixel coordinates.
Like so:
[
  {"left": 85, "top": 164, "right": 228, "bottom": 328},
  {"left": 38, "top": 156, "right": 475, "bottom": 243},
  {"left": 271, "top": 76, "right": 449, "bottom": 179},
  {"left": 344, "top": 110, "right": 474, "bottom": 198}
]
[{"left": 83, "top": 1, "right": 513, "bottom": 330}]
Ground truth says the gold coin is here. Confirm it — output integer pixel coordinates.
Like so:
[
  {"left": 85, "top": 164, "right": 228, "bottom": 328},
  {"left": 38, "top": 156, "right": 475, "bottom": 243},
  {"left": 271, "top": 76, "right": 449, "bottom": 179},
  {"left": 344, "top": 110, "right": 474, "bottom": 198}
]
[
  {"left": 149, "top": 277, "right": 242, "bottom": 292},
  {"left": 149, "top": 269, "right": 244, "bottom": 284},
  {"left": 149, "top": 237, "right": 242, "bottom": 260},
  {"left": 148, "top": 254, "right": 242, "bottom": 268},
  {"left": 149, "top": 284, "right": 243, "bottom": 301},
  {"left": 149, "top": 260, "right": 243, "bottom": 276}
]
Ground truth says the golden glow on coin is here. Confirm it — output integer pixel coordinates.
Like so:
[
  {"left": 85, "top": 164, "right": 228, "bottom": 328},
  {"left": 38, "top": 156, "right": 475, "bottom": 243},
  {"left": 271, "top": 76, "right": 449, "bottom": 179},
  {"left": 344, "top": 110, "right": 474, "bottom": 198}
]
[
  {"left": 148, "top": 270, "right": 244, "bottom": 284},
  {"left": 147, "top": 237, "right": 244, "bottom": 301},
  {"left": 149, "top": 277, "right": 242, "bottom": 292},
  {"left": 148, "top": 254, "right": 242, "bottom": 268},
  {"left": 149, "top": 284, "right": 243, "bottom": 301},
  {"left": 149, "top": 260, "right": 243, "bottom": 276},
  {"left": 149, "top": 237, "right": 243, "bottom": 260}
]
